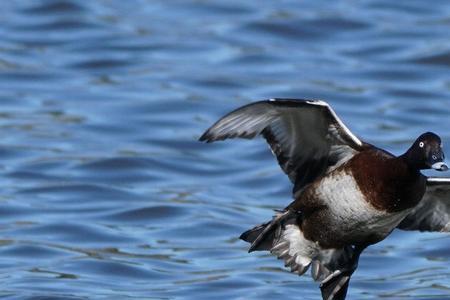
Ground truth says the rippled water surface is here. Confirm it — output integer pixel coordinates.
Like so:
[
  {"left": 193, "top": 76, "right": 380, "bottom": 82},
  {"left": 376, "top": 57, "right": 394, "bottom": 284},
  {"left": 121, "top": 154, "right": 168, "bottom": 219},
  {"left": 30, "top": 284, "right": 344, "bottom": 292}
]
[{"left": 0, "top": 0, "right": 449, "bottom": 299}]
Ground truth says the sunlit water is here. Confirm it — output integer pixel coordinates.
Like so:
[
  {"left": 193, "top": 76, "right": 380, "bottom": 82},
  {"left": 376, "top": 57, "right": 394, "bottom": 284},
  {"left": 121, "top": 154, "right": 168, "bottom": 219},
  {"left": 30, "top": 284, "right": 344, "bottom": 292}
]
[{"left": 0, "top": 0, "right": 449, "bottom": 299}]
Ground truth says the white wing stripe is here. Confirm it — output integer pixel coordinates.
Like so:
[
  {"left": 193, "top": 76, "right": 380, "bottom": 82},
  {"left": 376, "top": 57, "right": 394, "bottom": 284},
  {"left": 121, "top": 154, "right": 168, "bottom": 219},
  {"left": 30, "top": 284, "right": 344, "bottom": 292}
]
[
  {"left": 326, "top": 105, "right": 362, "bottom": 147},
  {"left": 306, "top": 100, "right": 362, "bottom": 147}
]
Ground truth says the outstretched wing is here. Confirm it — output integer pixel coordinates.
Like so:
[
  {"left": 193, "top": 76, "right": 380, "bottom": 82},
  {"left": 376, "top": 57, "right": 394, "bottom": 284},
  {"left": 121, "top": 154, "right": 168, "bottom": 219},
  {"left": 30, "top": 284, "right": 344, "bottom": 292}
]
[
  {"left": 199, "top": 99, "right": 364, "bottom": 193},
  {"left": 398, "top": 177, "right": 450, "bottom": 232}
]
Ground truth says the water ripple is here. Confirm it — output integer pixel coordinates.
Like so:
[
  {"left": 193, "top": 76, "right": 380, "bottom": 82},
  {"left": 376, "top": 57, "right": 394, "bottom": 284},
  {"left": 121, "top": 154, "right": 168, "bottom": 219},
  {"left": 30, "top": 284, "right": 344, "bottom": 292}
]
[{"left": 0, "top": 0, "right": 448, "bottom": 299}]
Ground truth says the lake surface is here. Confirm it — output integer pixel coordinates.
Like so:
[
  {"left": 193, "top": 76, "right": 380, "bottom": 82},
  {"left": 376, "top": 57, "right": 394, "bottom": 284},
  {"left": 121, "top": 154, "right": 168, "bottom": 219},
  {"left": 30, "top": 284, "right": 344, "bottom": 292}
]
[{"left": 0, "top": 0, "right": 449, "bottom": 299}]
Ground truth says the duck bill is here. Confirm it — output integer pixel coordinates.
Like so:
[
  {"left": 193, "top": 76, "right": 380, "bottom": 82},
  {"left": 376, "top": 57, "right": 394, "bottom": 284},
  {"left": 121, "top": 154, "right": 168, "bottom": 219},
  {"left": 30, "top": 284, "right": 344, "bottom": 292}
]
[{"left": 431, "top": 161, "right": 449, "bottom": 171}]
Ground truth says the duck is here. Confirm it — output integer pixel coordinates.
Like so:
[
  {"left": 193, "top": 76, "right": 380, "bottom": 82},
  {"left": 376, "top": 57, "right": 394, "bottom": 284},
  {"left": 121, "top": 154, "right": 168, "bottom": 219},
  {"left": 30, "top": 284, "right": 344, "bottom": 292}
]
[{"left": 199, "top": 99, "right": 450, "bottom": 300}]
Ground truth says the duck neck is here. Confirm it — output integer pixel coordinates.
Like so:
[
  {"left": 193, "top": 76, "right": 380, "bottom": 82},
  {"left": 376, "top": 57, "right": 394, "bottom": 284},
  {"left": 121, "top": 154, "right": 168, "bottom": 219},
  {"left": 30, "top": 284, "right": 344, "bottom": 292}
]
[
  {"left": 399, "top": 151, "right": 422, "bottom": 175},
  {"left": 400, "top": 141, "right": 428, "bottom": 171}
]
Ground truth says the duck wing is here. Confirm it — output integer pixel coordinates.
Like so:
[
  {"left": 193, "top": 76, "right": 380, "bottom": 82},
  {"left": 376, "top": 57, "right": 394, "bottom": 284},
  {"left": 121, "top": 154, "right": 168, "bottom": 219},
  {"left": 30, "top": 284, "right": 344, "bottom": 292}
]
[
  {"left": 199, "top": 99, "right": 364, "bottom": 193},
  {"left": 398, "top": 177, "right": 450, "bottom": 232}
]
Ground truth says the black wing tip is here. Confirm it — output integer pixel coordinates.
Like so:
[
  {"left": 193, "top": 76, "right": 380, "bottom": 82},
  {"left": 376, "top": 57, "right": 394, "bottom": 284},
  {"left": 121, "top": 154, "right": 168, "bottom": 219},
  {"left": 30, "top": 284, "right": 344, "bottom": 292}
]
[
  {"left": 198, "top": 129, "right": 220, "bottom": 143},
  {"left": 199, "top": 131, "right": 258, "bottom": 143},
  {"left": 198, "top": 131, "right": 210, "bottom": 142},
  {"left": 198, "top": 132, "right": 227, "bottom": 143}
]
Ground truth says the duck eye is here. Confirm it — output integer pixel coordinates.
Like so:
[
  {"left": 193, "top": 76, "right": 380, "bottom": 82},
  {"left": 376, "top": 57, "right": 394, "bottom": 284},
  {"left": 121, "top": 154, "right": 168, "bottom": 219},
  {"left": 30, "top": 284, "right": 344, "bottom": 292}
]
[
  {"left": 432, "top": 155, "right": 437, "bottom": 160},
  {"left": 419, "top": 142, "right": 424, "bottom": 148}
]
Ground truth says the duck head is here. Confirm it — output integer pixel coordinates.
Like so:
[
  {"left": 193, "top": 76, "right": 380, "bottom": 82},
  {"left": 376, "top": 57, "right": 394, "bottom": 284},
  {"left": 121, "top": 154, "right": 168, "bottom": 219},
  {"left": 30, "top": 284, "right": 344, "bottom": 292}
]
[{"left": 403, "top": 132, "right": 448, "bottom": 171}]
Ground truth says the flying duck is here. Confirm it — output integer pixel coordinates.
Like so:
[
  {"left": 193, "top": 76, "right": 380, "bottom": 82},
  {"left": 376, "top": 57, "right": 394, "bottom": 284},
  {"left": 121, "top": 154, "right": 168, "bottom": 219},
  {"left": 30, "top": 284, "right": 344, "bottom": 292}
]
[{"left": 199, "top": 99, "right": 450, "bottom": 300}]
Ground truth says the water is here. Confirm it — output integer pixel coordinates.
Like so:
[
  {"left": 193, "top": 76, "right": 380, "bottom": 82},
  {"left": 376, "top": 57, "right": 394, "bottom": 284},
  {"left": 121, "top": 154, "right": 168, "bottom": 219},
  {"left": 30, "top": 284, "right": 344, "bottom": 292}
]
[{"left": 0, "top": 0, "right": 449, "bottom": 299}]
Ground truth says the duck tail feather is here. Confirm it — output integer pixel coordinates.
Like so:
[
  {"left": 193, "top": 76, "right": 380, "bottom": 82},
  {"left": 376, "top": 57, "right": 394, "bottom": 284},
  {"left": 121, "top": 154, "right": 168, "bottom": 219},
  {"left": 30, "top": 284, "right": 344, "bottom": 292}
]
[{"left": 240, "top": 210, "right": 293, "bottom": 252}]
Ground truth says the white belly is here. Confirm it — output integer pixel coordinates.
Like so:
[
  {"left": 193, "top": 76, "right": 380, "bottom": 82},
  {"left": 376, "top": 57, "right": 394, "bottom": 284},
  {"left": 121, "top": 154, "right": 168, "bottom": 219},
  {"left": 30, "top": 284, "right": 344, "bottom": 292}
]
[{"left": 315, "top": 171, "right": 410, "bottom": 238}]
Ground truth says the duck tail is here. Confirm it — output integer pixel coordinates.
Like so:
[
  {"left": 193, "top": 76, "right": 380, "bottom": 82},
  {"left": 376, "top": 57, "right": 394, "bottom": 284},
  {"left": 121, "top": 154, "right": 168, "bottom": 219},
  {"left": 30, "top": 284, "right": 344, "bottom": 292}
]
[{"left": 240, "top": 210, "right": 293, "bottom": 252}]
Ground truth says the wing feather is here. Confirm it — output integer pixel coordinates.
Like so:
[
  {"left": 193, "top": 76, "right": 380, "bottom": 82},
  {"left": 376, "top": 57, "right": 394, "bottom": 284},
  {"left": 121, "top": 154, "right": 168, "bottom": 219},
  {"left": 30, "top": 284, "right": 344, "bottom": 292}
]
[
  {"left": 398, "top": 177, "right": 450, "bottom": 232},
  {"left": 199, "top": 99, "right": 363, "bottom": 193}
]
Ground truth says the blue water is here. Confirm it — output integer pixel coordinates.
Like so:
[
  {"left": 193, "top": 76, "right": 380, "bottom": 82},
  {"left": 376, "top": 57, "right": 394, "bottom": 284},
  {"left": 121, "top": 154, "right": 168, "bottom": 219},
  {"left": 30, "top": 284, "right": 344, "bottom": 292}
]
[{"left": 0, "top": 0, "right": 449, "bottom": 299}]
